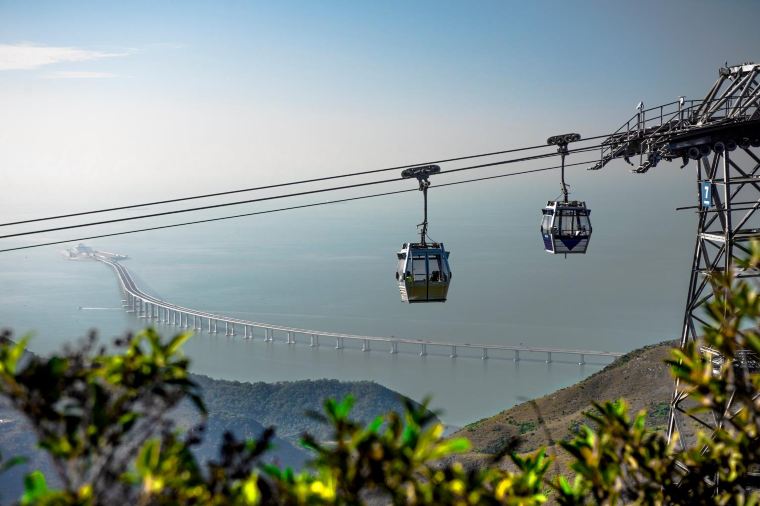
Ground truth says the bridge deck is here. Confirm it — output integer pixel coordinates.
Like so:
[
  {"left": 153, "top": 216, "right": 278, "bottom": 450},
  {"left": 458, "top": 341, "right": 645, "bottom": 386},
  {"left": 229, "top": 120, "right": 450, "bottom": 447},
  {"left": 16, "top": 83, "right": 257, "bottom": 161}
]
[{"left": 92, "top": 252, "right": 624, "bottom": 362}]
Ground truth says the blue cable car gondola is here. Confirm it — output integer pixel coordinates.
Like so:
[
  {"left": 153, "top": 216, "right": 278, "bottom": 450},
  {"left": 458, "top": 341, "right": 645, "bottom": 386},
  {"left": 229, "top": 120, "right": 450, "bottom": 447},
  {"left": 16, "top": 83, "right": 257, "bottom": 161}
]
[
  {"left": 540, "top": 133, "right": 592, "bottom": 255},
  {"left": 395, "top": 165, "right": 452, "bottom": 303},
  {"left": 541, "top": 200, "right": 592, "bottom": 254}
]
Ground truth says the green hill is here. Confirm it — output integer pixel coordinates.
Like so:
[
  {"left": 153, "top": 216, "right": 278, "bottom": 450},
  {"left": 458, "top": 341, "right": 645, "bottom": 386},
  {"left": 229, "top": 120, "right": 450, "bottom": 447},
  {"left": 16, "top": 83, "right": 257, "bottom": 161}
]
[
  {"left": 189, "top": 375, "right": 424, "bottom": 441},
  {"left": 0, "top": 373, "right": 426, "bottom": 503}
]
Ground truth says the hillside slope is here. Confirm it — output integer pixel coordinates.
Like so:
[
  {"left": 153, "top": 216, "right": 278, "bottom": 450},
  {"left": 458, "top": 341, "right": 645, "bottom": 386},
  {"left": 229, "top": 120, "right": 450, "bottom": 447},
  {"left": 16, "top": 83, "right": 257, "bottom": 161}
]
[{"left": 453, "top": 340, "right": 677, "bottom": 463}]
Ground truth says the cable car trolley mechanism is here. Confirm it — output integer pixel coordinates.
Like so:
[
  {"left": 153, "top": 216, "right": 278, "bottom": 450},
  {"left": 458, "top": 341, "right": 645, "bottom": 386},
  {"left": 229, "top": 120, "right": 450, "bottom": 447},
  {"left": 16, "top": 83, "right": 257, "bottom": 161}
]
[
  {"left": 540, "top": 133, "right": 592, "bottom": 255},
  {"left": 395, "top": 165, "right": 452, "bottom": 303}
]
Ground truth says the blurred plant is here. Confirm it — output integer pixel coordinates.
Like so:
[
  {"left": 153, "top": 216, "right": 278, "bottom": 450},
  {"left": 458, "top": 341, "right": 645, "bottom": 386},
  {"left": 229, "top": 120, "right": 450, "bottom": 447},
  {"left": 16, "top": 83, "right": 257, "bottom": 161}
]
[
  {"left": 0, "top": 328, "right": 205, "bottom": 503},
  {"left": 1, "top": 243, "right": 759, "bottom": 504},
  {"left": 553, "top": 242, "right": 760, "bottom": 504}
]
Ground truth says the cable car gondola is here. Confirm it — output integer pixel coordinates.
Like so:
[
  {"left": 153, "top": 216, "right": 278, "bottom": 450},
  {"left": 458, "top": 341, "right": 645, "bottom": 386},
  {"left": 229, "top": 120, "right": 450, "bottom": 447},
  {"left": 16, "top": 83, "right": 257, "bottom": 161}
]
[
  {"left": 395, "top": 165, "right": 452, "bottom": 303},
  {"left": 540, "top": 133, "right": 592, "bottom": 255}
]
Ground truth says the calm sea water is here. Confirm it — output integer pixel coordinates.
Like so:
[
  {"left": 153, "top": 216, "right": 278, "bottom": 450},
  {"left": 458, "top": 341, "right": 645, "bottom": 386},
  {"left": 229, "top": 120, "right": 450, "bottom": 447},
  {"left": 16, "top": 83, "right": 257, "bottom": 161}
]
[{"left": 0, "top": 165, "right": 696, "bottom": 426}]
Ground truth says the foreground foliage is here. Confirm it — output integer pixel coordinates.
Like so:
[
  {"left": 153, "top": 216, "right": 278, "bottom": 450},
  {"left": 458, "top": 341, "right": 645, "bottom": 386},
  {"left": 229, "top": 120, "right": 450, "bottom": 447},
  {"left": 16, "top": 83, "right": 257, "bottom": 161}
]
[{"left": 0, "top": 250, "right": 759, "bottom": 504}]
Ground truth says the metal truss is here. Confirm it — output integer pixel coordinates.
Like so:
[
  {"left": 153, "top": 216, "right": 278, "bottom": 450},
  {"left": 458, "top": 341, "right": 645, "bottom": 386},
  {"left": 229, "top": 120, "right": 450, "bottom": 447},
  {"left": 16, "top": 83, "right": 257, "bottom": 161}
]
[
  {"left": 590, "top": 63, "right": 760, "bottom": 484},
  {"left": 669, "top": 145, "right": 760, "bottom": 452},
  {"left": 591, "top": 63, "right": 760, "bottom": 173}
]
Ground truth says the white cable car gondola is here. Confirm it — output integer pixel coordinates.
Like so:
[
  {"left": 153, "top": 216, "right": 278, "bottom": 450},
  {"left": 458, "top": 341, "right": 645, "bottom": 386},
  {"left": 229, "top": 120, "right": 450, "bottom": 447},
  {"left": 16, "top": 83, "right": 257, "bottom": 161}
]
[
  {"left": 395, "top": 165, "right": 452, "bottom": 303},
  {"left": 540, "top": 133, "right": 592, "bottom": 255}
]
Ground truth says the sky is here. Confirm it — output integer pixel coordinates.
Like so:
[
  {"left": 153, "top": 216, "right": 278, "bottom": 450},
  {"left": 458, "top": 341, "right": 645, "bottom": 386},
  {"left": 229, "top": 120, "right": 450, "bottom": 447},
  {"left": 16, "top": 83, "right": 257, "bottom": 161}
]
[
  {"left": 1, "top": 0, "right": 759, "bottom": 224},
  {"left": 1, "top": 0, "right": 760, "bottom": 423}
]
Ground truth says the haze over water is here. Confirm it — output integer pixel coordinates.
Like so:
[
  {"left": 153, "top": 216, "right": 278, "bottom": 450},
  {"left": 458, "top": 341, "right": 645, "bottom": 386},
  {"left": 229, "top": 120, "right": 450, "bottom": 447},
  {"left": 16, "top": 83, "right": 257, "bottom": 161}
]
[
  {"left": 2, "top": 0, "right": 758, "bottom": 427},
  {"left": 0, "top": 163, "right": 696, "bottom": 427}
]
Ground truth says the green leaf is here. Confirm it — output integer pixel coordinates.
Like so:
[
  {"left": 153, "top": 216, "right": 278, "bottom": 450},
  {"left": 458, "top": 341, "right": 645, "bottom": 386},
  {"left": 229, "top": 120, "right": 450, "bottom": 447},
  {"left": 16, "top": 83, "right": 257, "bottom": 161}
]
[
  {"left": 0, "top": 454, "right": 26, "bottom": 472},
  {"left": 21, "top": 470, "right": 49, "bottom": 505},
  {"left": 166, "top": 332, "right": 191, "bottom": 356}
]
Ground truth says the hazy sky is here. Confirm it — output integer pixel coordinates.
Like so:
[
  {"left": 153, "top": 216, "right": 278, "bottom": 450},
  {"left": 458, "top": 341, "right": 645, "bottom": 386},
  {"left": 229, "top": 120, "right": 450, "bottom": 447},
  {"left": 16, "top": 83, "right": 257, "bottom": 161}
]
[
  {"left": 2, "top": 1, "right": 760, "bottom": 420},
  {"left": 1, "top": 0, "right": 759, "bottom": 223}
]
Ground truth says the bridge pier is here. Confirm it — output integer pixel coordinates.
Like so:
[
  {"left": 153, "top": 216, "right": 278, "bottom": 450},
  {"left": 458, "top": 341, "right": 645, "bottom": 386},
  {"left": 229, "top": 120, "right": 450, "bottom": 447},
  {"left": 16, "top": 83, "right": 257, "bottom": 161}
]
[
  {"left": 335, "top": 337, "right": 344, "bottom": 349},
  {"left": 265, "top": 329, "right": 273, "bottom": 343},
  {"left": 362, "top": 339, "right": 370, "bottom": 352},
  {"left": 310, "top": 334, "right": 319, "bottom": 347},
  {"left": 578, "top": 354, "right": 585, "bottom": 366},
  {"left": 514, "top": 350, "right": 520, "bottom": 362},
  {"left": 419, "top": 343, "right": 427, "bottom": 357},
  {"left": 287, "top": 332, "right": 295, "bottom": 344},
  {"left": 450, "top": 345, "right": 457, "bottom": 358},
  {"left": 482, "top": 348, "right": 489, "bottom": 360},
  {"left": 546, "top": 352, "right": 552, "bottom": 364},
  {"left": 225, "top": 322, "right": 230, "bottom": 336},
  {"left": 390, "top": 341, "right": 398, "bottom": 354}
]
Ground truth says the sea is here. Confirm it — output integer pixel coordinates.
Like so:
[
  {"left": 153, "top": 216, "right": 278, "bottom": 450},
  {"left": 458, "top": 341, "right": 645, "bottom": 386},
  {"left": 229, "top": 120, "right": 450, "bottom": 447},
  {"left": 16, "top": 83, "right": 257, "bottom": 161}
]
[{"left": 0, "top": 163, "right": 696, "bottom": 427}]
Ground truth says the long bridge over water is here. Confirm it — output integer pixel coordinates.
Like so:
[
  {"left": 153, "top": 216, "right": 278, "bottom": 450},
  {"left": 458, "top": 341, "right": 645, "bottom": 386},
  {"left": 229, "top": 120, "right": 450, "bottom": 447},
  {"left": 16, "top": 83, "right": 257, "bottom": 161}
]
[{"left": 87, "top": 250, "right": 624, "bottom": 365}]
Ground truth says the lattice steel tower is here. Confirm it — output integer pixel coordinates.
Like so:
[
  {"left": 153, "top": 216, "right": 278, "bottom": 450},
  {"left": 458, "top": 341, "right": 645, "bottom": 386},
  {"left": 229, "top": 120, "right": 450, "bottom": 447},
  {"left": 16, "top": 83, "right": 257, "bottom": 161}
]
[{"left": 591, "top": 63, "right": 760, "bottom": 477}]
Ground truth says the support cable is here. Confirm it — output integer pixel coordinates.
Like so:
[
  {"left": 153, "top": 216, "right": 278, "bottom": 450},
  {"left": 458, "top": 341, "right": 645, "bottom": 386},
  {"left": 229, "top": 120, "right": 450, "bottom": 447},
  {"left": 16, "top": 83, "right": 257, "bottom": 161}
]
[
  {"left": 0, "top": 159, "right": 595, "bottom": 253},
  {"left": 0, "top": 134, "right": 615, "bottom": 228},
  {"left": 0, "top": 145, "right": 602, "bottom": 241}
]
